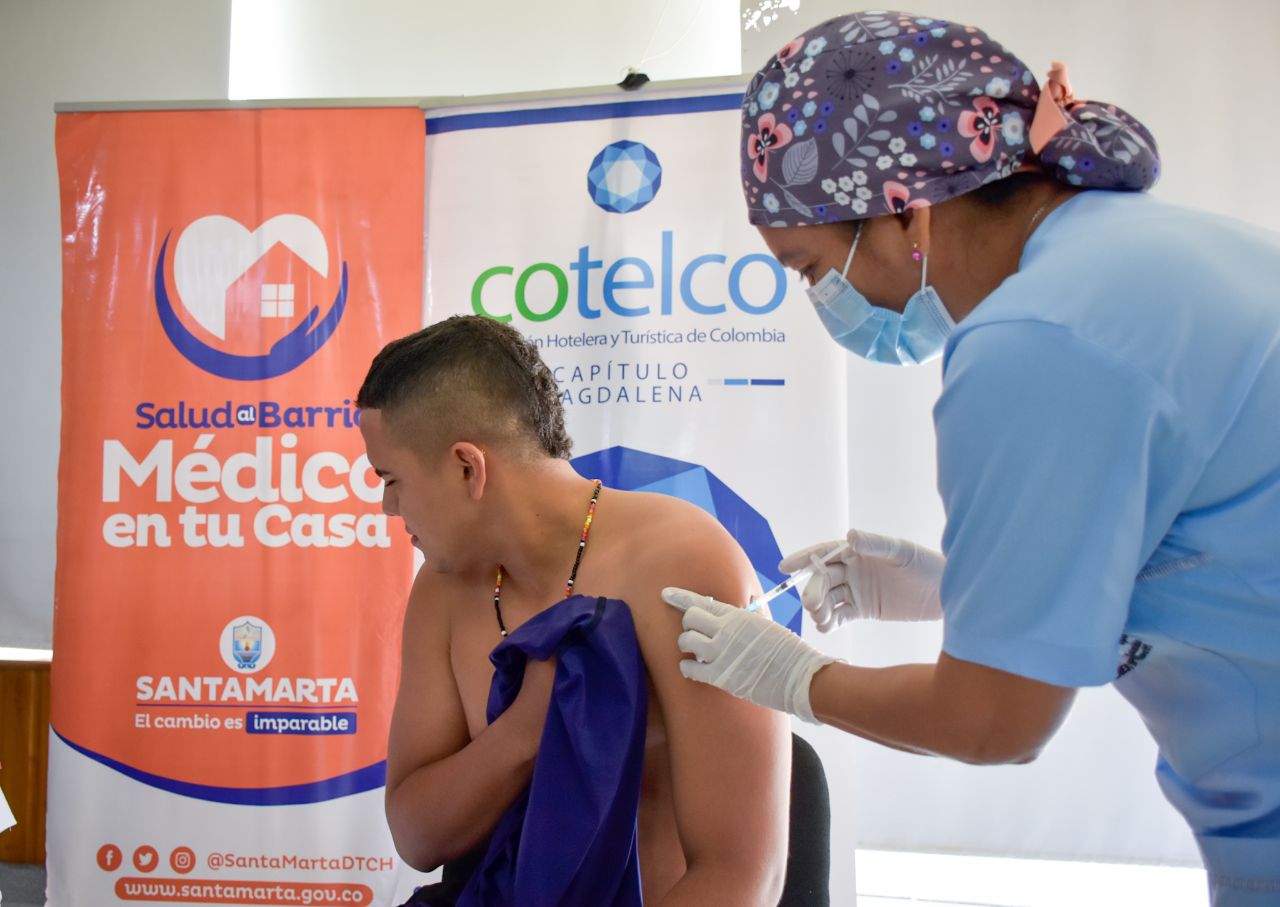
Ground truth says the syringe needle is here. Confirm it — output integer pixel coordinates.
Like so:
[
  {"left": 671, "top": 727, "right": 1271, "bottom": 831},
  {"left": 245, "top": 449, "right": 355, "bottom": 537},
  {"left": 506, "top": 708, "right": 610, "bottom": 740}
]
[{"left": 747, "top": 542, "right": 847, "bottom": 613}]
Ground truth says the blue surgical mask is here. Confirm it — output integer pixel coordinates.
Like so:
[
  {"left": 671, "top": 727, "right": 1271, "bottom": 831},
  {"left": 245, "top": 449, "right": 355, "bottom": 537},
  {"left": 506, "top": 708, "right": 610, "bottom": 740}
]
[{"left": 806, "top": 221, "right": 955, "bottom": 366}]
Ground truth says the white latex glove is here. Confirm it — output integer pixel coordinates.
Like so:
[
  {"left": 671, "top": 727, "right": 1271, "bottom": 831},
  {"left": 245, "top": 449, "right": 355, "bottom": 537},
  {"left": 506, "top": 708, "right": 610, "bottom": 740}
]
[
  {"left": 662, "top": 587, "right": 837, "bottom": 723},
  {"left": 779, "top": 528, "right": 945, "bottom": 632}
]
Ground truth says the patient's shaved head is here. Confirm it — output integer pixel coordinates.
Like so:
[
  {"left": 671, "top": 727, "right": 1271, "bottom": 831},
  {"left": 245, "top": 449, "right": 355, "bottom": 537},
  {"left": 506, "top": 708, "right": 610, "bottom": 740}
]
[{"left": 356, "top": 315, "right": 572, "bottom": 460}]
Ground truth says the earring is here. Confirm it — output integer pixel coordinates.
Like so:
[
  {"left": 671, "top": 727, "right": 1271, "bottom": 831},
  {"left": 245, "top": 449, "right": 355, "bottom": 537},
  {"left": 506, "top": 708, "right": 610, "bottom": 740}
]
[{"left": 911, "top": 243, "right": 922, "bottom": 262}]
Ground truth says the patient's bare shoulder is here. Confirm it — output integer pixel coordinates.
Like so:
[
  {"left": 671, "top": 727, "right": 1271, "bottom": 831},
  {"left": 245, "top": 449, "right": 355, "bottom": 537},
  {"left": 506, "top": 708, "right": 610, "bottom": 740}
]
[{"left": 603, "top": 490, "right": 757, "bottom": 607}]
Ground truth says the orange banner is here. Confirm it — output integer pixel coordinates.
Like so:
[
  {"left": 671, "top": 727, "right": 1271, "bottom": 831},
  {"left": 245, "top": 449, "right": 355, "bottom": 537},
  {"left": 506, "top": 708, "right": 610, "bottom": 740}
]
[{"left": 53, "top": 109, "right": 421, "bottom": 802}]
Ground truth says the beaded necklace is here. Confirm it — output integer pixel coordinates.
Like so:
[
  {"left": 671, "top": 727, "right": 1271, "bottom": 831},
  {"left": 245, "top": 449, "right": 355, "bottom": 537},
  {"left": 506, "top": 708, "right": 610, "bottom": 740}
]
[{"left": 492, "top": 479, "right": 603, "bottom": 638}]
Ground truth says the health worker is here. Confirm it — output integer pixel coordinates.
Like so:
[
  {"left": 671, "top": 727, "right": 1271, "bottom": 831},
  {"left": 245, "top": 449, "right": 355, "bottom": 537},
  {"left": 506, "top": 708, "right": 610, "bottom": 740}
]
[{"left": 663, "top": 11, "right": 1280, "bottom": 905}]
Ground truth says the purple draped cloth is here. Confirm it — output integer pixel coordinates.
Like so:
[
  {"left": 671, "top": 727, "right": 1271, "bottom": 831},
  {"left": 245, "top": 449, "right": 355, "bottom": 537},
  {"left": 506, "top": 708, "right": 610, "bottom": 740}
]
[{"left": 456, "top": 594, "right": 649, "bottom": 907}]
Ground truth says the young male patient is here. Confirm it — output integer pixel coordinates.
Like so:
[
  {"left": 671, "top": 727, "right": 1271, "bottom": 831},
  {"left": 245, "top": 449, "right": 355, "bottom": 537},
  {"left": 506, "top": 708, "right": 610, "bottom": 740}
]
[{"left": 357, "top": 315, "right": 790, "bottom": 906}]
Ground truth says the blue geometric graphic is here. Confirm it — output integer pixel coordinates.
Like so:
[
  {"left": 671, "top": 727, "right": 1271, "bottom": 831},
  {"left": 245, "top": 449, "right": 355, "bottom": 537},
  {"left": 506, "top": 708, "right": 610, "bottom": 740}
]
[
  {"left": 586, "top": 141, "right": 663, "bottom": 214},
  {"left": 571, "top": 446, "right": 801, "bottom": 632}
]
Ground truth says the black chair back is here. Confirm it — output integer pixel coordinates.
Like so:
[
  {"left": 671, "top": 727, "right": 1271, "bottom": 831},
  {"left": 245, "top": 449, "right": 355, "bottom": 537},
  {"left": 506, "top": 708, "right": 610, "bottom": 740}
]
[{"left": 778, "top": 732, "right": 832, "bottom": 906}]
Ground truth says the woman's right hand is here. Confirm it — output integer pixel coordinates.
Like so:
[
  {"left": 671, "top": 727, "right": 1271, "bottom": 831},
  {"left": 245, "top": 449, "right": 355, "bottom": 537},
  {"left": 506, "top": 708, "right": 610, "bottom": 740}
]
[{"left": 779, "top": 529, "right": 945, "bottom": 630}]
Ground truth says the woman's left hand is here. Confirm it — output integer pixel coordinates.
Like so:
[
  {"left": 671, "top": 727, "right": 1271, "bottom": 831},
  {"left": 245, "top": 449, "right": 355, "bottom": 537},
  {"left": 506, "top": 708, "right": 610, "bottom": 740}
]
[{"left": 662, "top": 587, "right": 837, "bottom": 723}]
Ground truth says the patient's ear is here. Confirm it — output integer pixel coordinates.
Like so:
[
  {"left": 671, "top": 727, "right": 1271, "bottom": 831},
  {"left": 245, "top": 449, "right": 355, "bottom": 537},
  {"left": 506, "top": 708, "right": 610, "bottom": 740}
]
[{"left": 451, "top": 442, "right": 487, "bottom": 500}]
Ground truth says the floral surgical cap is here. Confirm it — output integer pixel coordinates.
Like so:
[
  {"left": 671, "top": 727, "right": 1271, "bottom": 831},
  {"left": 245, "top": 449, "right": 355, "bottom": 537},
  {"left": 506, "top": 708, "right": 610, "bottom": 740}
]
[{"left": 742, "top": 11, "right": 1160, "bottom": 226}]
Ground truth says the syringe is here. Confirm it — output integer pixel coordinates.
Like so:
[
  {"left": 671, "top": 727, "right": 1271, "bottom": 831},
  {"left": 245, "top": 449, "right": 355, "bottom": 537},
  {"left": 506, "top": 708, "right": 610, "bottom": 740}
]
[{"left": 746, "top": 542, "right": 847, "bottom": 613}]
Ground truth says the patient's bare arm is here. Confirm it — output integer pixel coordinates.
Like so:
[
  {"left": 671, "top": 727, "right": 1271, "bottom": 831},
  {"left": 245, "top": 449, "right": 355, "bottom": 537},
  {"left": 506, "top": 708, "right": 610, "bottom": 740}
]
[{"left": 630, "top": 504, "right": 791, "bottom": 907}]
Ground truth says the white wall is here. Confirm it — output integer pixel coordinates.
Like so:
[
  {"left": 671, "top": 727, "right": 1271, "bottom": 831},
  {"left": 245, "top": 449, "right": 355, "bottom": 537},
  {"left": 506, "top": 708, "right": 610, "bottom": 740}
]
[
  {"left": 0, "top": 0, "right": 232, "bottom": 649},
  {"left": 229, "top": 0, "right": 741, "bottom": 99}
]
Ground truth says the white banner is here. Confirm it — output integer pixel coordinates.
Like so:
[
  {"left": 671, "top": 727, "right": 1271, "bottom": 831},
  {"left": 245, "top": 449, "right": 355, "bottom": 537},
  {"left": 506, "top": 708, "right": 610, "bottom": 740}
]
[{"left": 423, "top": 88, "right": 859, "bottom": 899}]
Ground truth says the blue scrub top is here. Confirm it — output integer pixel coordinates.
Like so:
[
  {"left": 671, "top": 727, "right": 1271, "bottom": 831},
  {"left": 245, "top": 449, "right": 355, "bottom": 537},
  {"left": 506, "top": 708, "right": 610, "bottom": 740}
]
[{"left": 935, "top": 190, "right": 1280, "bottom": 897}]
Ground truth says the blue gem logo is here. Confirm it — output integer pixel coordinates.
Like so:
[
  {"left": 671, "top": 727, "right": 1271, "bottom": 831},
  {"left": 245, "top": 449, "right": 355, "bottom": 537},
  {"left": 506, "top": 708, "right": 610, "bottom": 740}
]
[{"left": 587, "top": 141, "right": 663, "bottom": 214}]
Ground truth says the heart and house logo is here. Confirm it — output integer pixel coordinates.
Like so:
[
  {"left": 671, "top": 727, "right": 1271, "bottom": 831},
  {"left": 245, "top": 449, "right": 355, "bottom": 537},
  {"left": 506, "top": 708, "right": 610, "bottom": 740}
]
[{"left": 154, "top": 214, "right": 348, "bottom": 380}]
